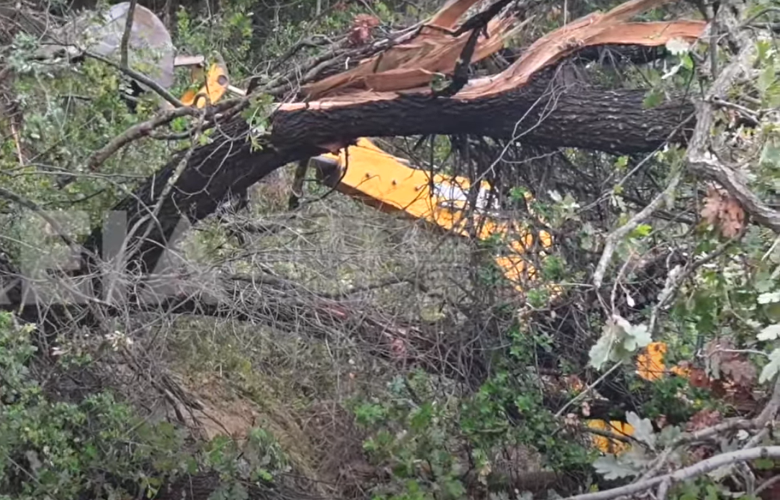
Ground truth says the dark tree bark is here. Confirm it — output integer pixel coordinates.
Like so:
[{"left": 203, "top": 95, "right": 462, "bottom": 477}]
[{"left": 84, "top": 72, "right": 693, "bottom": 274}]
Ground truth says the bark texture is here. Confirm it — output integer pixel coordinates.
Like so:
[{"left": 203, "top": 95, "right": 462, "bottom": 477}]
[{"left": 86, "top": 72, "right": 693, "bottom": 274}]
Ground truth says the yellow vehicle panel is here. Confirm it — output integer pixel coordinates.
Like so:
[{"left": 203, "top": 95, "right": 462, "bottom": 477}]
[
  {"left": 315, "top": 138, "right": 552, "bottom": 289},
  {"left": 180, "top": 61, "right": 230, "bottom": 108}
]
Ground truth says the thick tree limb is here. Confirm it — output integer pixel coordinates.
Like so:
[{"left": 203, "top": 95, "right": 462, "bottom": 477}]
[
  {"left": 73, "top": 0, "right": 705, "bottom": 275},
  {"left": 83, "top": 74, "right": 694, "bottom": 275}
]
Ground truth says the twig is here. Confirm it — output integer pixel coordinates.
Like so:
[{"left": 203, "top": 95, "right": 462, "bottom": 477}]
[
  {"left": 639, "top": 417, "right": 759, "bottom": 481},
  {"left": 555, "top": 362, "right": 622, "bottom": 417},
  {"left": 288, "top": 159, "right": 309, "bottom": 210},
  {"left": 320, "top": 274, "right": 416, "bottom": 299},
  {"left": 635, "top": 379, "right": 779, "bottom": 484},
  {"left": 57, "top": 106, "right": 200, "bottom": 188},
  {"left": 120, "top": 0, "right": 137, "bottom": 69},
  {"left": 656, "top": 478, "right": 671, "bottom": 500},
  {"left": 0, "top": 186, "right": 79, "bottom": 250},
  {"left": 593, "top": 168, "right": 683, "bottom": 288},
  {"left": 82, "top": 50, "right": 184, "bottom": 109},
  {"left": 648, "top": 226, "right": 744, "bottom": 333},
  {"left": 755, "top": 473, "right": 780, "bottom": 496},
  {"left": 86, "top": 108, "right": 198, "bottom": 169},
  {"left": 581, "top": 425, "right": 634, "bottom": 444},
  {"left": 755, "top": 373, "right": 780, "bottom": 427},
  {"left": 686, "top": 12, "right": 780, "bottom": 234},
  {"left": 9, "top": 122, "right": 24, "bottom": 166},
  {"left": 564, "top": 446, "right": 780, "bottom": 500},
  {"left": 708, "top": 96, "right": 760, "bottom": 124}
]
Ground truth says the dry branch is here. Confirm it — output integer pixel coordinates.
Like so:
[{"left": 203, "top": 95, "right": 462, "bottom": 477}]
[{"left": 564, "top": 446, "right": 780, "bottom": 500}]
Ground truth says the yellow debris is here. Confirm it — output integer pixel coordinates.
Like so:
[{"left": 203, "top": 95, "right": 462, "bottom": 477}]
[
  {"left": 181, "top": 61, "right": 230, "bottom": 108},
  {"left": 587, "top": 420, "right": 634, "bottom": 455},
  {"left": 636, "top": 341, "right": 668, "bottom": 381}
]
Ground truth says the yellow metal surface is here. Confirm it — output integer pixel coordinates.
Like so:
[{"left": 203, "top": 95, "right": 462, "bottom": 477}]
[
  {"left": 317, "top": 138, "right": 552, "bottom": 290},
  {"left": 588, "top": 420, "right": 635, "bottom": 455},
  {"left": 180, "top": 61, "right": 230, "bottom": 108}
]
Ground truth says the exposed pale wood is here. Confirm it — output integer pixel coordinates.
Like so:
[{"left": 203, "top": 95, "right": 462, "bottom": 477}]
[
  {"left": 428, "top": 0, "right": 485, "bottom": 29},
  {"left": 301, "top": 13, "right": 517, "bottom": 98},
  {"left": 173, "top": 54, "right": 206, "bottom": 67},
  {"left": 283, "top": 20, "right": 705, "bottom": 112}
]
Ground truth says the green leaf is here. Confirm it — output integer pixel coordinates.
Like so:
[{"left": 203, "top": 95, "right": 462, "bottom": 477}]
[
  {"left": 756, "top": 39, "right": 772, "bottom": 65},
  {"left": 409, "top": 402, "right": 433, "bottom": 432},
  {"left": 589, "top": 326, "right": 618, "bottom": 370},
  {"left": 170, "top": 117, "right": 188, "bottom": 133},
  {"left": 626, "top": 411, "right": 656, "bottom": 449},
  {"left": 761, "top": 139, "right": 780, "bottom": 168},
  {"left": 758, "top": 324, "right": 780, "bottom": 341},
  {"left": 758, "top": 291, "right": 780, "bottom": 304},
  {"left": 621, "top": 446, "right": 653, "bottom": 469},
  {"left": 753, "top": 458, "right": 776, "bottom": 470},
  {"left": 256, "top": 468, "right": 273, "bottom": 482},
  {"left": 630, "top": 224, "right": 652, "bottom": 238},
  {"left": 593, "top": 456, "right": 640, "bottom": 480},
  {"left": 642, "top": 88, "right": 664, "bottom": 109},
  {"left": 681, "top": 53, "right": 694, "bottom": 71},
  {"left": 618, "top": 317, "right": 651, "bottom": 352},
  {"left": 757, "top": 64, "right": 777, "bottom": 98},
  {"left": 760, "top": 348, "right": 780, "bottom": 384}
]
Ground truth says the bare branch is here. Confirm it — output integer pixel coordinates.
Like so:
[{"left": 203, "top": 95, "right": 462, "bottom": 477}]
[
  {"left": 119, "top": 0, "right": 137, "bottom": 69},
  {"left": 593, "top": 168, "right": 683, "bottom": 289},
  {"left": 686, "top": 14, "right": 780, "bottom": 233},
  {"left": 72, "top": 106, "right": 199, "bottom": 184},
  {"left": 83, "top": 49, "right": 185, "bottom": 109},
  {"left": 649, "top": 226, "right": 745, "bottom": 333},
  {"left": 756, "top": 373, "right": 780, "bottom": 427},
  {"left": 565, "top": 446, "right": 780, "bottom": 500}
]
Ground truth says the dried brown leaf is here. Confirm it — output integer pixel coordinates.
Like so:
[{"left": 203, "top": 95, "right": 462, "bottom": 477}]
[
  {"left": 720, "top": 196, "right": 745, "bottom": 238},
  {"left": 686, "top": 408, "right": 722, "bottom": 432},
  {"left": 721, "top": 358, "right": 757, "bottom": 387},
  {"left": 348, "top": 14, "right": 381, "bottom": 46},
  {"left": 700, "top": 185, "right": 745, "bottom": 238},
  {"left": 701, "top": 185, "right": 724, "bottom": 225}
]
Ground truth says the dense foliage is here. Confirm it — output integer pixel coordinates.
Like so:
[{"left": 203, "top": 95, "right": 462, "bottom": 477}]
[{"left": 1, "top": 0, "right": 780, "bottom": 499}]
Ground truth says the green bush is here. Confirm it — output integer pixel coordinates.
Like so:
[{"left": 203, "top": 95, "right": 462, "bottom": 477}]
[{"left": 0, "top": 312, "right": 188, "bottom": 499}]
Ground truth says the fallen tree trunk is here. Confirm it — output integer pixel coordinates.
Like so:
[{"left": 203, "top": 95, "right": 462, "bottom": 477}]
[
  {"left": 86, "top": 71, "right": 694, "bottom": 274},
  {"left": 75, "top": 0, "right": 703, "bottom": 273}
]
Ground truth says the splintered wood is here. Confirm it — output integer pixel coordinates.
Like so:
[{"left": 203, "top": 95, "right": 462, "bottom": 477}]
[
  {"left": 302, "top": 0, "right": 519, "bottom": 98},
  {"left": 285, "top": 0, "right": 707, "bottom": 110}
]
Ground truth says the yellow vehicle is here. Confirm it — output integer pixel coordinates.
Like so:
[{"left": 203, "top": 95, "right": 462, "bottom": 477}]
[{"left": 309, "top": 137, "right": 553, "bottom": 292}]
